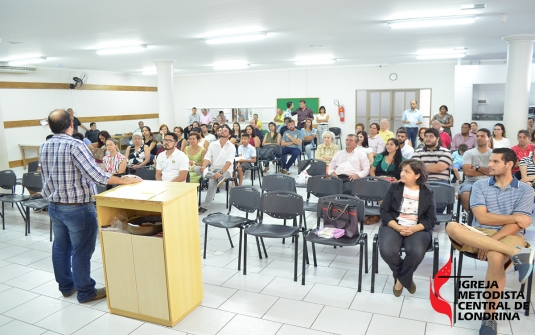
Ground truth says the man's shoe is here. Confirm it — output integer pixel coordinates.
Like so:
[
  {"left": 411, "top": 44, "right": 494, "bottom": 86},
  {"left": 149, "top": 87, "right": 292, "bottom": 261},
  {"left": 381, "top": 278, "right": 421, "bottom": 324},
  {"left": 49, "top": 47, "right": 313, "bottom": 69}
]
[
  {"left": 199, "top": 207, "right": 208, "bottom": 214},
  {"left": 510, "top": 247, "right": 535, "bottom": 284},
  {"left": 62, "top": 288, "right": 77, "bottom": 298},
  {"left": 217, "top": 177, "right": 227, "bottom": 188},
  {"left": 408, "top": 281, "right": 416, "bottom": 294},
  {"left": 479, "top": 319, "right": 497, "bottom": 335},
  {"left": 263, "top": 167, "right": 269, "bottom": 173},
  {"left": 80, "top": 288, "right": 106, "bottom": 303},
  {"left": 281, "top": 169, "right": 290, "bottom": 175}
]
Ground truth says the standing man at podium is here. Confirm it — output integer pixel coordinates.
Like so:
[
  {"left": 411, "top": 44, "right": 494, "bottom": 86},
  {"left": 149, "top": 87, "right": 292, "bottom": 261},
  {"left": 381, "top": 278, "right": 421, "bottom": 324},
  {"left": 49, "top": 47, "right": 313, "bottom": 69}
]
[{"left": 40, "top": 109, "right": 141, "bottom": 304}]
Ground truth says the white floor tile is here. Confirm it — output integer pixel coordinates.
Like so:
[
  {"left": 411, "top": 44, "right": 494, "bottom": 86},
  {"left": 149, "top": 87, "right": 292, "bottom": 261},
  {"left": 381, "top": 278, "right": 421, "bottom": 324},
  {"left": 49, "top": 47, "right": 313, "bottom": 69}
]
[
  {"left": 276, "top": 324, "right": 334, "bottom": 335},
  {"left": 201, "top": 284, "right": 237, "bottom": 309},
  {"left": 311, "top": 306, "right": 372, "bottom": 335},
  {"left": 202, "top": 265, "right": 239, "bottom": 285},
  {"left": 217, "top": 314, "right": 282, "bottom": 335},
  {"left": 35, "top": 304, "right": 105, "bottom": 334},
  {"left": 219, "top": 290, "right": 278, "bottom": 317},
  {"left": 4, "top": 295, "right": 71, "bottom": 324},
  {"left": 30, "top": 280, "right": 63, "bottom": 299},
  {"left": 0, "top": 319, "right": 48, "bottom": 335},
  {"left": 222, "top": 272, "right": 275, "bottom": 292},
  {"left": 0, "top": 287, "right": 39, "bottom": 313},
  {"left": 0, "top": 245, "right": 31, "bottom": 260},
  {"left": 6, "top": 249, "right": 51, "bottom": 265},
  {"left": 260, "top": 277, "right": 314, "bottom": 301},
  {"left": 367, "top": 314, "right": 426, "bottom": 335},
  {"left": 259, "top": 259, "right": 299, "bottom": 280},
  {"left": 129, "top": 323, "right": 187, "bottom": 335},
  {"left": 0, "top": 283, "right": 11, "bottom": 293},
  {"left": 0, "top": 314, "right": 13, "bottom": 327},
  {"left": 173, "top": 306, "right": 235, "bottom": 335},
  {"left": 350, "top": 290, "right": 404, "bottom": 316},
  {"left": 304, "top": 283, "right": 356, "bottom": 309},
  {"left": 5, "top": 269, "right": 55, "bottom": 290},
  {"left": 27, "top": 256, "right": 54, "bottom": 273},
  {"left": 0, "top": 263, "right": 34, "bottom": 282},
  {"left": 263, "top": 298, "right": 323, "bottom": 328},
  {"left": 72, "top": 313, "right": 143, "bottom": 335},
  {"left": 302, "top": 265, "right": 347, "bottom": 285}
]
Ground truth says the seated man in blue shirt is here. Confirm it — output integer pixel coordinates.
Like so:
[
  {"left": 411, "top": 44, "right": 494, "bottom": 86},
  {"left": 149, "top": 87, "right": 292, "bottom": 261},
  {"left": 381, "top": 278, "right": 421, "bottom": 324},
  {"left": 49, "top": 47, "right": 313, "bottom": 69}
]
[
  {"left": 446, "top": 148, "right": 534, "bottom": 335},
  {"left": 280, "top": 120, "right": 303, "bottom": 175}
]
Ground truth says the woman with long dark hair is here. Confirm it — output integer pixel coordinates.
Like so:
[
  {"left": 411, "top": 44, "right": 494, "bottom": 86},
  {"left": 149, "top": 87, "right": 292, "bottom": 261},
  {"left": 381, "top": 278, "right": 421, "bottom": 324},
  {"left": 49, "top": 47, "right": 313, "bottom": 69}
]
[
  {"left": 262, "top": 122, "right": 282, "bottom": 172},
  {"left": 233, "top": 122, "right": 242, "bottom": 143},
  {"left": 370, "top": 138, "right": 404, "bottom": 180},
  {"left": 492, "top": 123, "right": 510, "bottom": 148},
  {"left": 315, "top": 106, "right": 329, "bottom": 145},
  {"left": 245, "top": 125, "right": 261, "bottom": 148},
  {"left": 356, "top": 130, "right": 374, "bottom": 165}
]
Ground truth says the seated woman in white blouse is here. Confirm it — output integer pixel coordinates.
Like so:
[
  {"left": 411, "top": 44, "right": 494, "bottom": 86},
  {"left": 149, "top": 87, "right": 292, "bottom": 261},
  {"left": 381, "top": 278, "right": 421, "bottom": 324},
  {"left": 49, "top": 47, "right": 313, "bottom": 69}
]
[
  {"left": 101, "top": 138, "right": 127, "bottom": 174},
  {"left": 492, "top": 123, "right": 511, "bottom": 149},
  {"left": 356, "top": 131, "right": 375, "bottom": 165}
]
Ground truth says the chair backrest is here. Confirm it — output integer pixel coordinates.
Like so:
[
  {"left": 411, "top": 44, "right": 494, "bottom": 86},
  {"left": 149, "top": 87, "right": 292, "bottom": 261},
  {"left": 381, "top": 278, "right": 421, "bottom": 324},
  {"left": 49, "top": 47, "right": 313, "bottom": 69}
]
[
  {"left": 329, "top": 127, "right": 341, "bottom": 136},
  {"left": 307, "top": 175, "right": 343, "bottom": 199},
  {"left": 135, "top": 167, "right": 156, "bottom": 180},
  {"left": 22, "top": 172, "right": 43, "bottom": 193},
  {"left": 260, "top": 191, "right": 304, "bottom": 220},
  {"left": 28, "top": 161, "right": 40, "bottom": 173},
  {"left": 120, "top": 137, "right": 130, "bottom": 146},
  {"left": 262, "top": 174, "right": 296, "bottom": 193},
  {"left": 96, "top": 184, "right": 108, "bottom": 194},
  {"left": 316, "top": 194, "right": 365, "bottom": 223},
  {"left": 427, "top": 182, "right": 456, "bottom": 212},
  {"left": 0, "top": 170, "right": 17, "bottom": 190},
  {"left": 298, "top": 160, "right": 326, "bottom": 176},
  {"left": 351, "top": 177, "right": 391, "bottom": 201},
  {"left": 229, "top": 186, "right": 261, "bottom": 214}
]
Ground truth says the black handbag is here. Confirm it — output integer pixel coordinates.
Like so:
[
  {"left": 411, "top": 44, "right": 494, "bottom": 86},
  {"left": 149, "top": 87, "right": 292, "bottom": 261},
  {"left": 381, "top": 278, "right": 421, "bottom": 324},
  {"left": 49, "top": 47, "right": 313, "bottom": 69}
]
[
  {"left": 257, "top": 146, "right": 276, "bottom": 161},
  {"left": 322, "top": 200, "right": 359, "bottom": 238},
  {"left": 298, "top": 159, "right": 326, "bottom": 176}
]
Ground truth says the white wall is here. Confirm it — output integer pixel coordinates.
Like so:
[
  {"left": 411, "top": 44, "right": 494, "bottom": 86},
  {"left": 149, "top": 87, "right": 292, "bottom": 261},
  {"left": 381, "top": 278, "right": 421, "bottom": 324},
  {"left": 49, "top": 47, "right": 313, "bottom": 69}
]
[
  {"left": 0, "top": 69, "right": 158, "bottom": 164},
  {"left": 455, "top": 65, "right": 535, "bottom": 138},
  {"left": 174, "top": 63, "right": 456, "bottom": 137}
]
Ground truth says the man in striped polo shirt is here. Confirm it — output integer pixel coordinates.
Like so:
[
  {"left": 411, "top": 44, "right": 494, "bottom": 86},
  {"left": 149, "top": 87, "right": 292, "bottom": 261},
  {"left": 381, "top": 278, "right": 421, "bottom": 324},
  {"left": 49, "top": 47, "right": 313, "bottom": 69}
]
[
  {"left": 412, "top": 128, "right": 452, "bottom": 183},
  {"left": 446, "top": 148, "right": 534, "bottom": 335}
]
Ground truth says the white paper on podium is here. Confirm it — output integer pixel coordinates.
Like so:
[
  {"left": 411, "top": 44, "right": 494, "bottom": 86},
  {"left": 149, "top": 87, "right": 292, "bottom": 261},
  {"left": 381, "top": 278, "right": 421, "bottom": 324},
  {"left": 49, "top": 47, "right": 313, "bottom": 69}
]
[{"left": 106, "top": 184, "right": 167, "bottom": 200}]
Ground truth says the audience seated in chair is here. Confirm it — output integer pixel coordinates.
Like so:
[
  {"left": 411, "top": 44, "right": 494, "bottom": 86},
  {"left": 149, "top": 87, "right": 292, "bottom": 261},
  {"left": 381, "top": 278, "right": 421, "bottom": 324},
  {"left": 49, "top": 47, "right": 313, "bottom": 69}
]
[
  {"left": 379, "top": 159, "right": 436, "bottom": 297},
  {"left": 184, "top": 132, "right": 206, "bottom": 183},
  {"left": 155, "top": 132, "right": 189, "bottom": 182},
  {"left": 262, "top": 122, "right": 282, "bottom": 173},
  {"left": 280, "top": 120, "right": 304, "bottom": 175},
  {"left": 236, "top": 134, "right": 257, "bottom": 186},
  {"left": 328, "top": 134, "right": 370, "bottom": 194},
  {"left": 315, "top": 131, "right": 339, "bottom": 166},
  {"left": 302, "top": 118, "right": 317, "bottom": 160},
  {"left": 370, "top": 138, "right": 404, "bottom": 181},
  {"left": 412, "top": 128, "right": 452, "bottom": 184},
  {"left": 195, "top": 125, "right": 235, "bottom": 214},
  {"left": 445, "top": 148, "right": 534, "bottom": 335},
  {"left": 101, "top": 138, "right": 126, "bottom": 175},
  {"left": 125, "top": 131, "right": 150, "bottom": 172},
  {"left": 451, "top": 122, "right": 477, "bottom": 151},
  {"left": 368, "top": 123, "right": 386, "bottom": 158},
  {"left": 396, "top": 128, "right": 414, "bottom": 159},
  {"left": 459, "top": 129, "right": 492, "bottom": 211}
]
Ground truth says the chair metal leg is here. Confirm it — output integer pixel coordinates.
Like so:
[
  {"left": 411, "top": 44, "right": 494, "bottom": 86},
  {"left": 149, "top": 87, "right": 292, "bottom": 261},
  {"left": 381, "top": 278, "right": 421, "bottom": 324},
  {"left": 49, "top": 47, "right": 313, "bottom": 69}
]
[
  {"left": 358, "top": 238, "right": 364, "bottom": 292},
  {"left": 203, "top": 223, "right": 209, "bottom": 259},
  {"left": 25, "top": 206, "right": 30, "bottom": 236},
  {"left": 243, "top": 232, "right": 248, "bottom": 275},
  {"left": 312, "top": 242, "right": 317, "bottom": 267},
  {"left": 524, "top": 262, "right": 533, "bottom": 316},
  {"left": 2, "top": 201, "right": 4, "bottom": 230},
  {"left": 371, "top": 234, "right": 377, "bottom": 293},
  {"left": 302, "top": 232, "right": 307, "bottom": 285},
  {"left": 255, "top": 236, "right": 263, "bottom": 259},
  {"left": 364, "top": 234, "right": 368, "bottom": 273},
  {"left": 226, "top": 228, "right": 234, "bottom": 248},
  {"left": 433, "top": 238, "right": 439, "bottom": 277},
  {"left": 293, "top": 235, "right": 298, "bottom": 282},
  {"left": 260, "top": 237, "right": 268, "bottom": 258},
  {"left": 237, "top": 228, "right": 243, "bottom": 271},
  {"left": 282, "top": 219, "right": 286, "bottom": 244}
]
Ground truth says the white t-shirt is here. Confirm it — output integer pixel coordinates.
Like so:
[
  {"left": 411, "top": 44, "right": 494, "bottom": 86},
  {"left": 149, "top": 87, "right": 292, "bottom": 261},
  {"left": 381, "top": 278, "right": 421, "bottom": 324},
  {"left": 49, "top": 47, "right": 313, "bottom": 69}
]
[
  {"left": 492, "top": 137, "right": 511, "bottom": 149},
  {"left": 397, "top": 187, "right": 420, "bottom": 226},
  {"left": 356, "top": 146, "right": 373, "bottom": 155},
  {"left": 156, "top": 148, "right": 189, "bottom": 182},
  {"left": 204, "top": 133, "right": 216, "bottom": 142}
]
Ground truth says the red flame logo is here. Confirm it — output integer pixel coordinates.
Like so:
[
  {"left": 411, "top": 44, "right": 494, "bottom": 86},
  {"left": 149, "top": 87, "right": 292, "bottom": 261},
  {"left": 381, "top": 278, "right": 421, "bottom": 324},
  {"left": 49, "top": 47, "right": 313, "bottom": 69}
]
[{"left": 430, "top": 255, "right": 452, "bottom": 326}]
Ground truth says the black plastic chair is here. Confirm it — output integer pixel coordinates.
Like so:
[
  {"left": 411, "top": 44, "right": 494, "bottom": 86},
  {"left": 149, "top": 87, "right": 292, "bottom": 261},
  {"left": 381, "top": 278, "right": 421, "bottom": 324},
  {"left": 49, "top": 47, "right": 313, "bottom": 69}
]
[
  {"left": 296, "top": 160, "right": 327, "bottom": 189},
  {"left": 244, "top": 191, "right": 306, "bottom": 281},
  {"left": 19, "top": 173, "right": 51, "bottom": 240},
  {"left": 329, "top": 127, "right": 342, "bottom": 149},
  {"left": 257, "top": 145, "right": 282, "bottom": 174},
  {"left": 261, "top": 174, "right": 296, "bottom": 193},
  {"left": 302, "top": 195, "right": 367, "bottom": 289},
  {"left": 28, "top": 161, "right": 39, "bottom": 173},
  {"left": 427, "top": 182, "right": 456, "bottom": 224},
  {"left": 0, "top": 170, "right": 30, "bottom": 229},
  {"left": 303, "top": 175, "right": 343, "bottom": 214},
  {"left": 202, "top": 186, "right": 260, "bottom": 270},
  {"left": 371, "top": 231, "right": 439, "bottom": 293},
  {"left": 351, "top": 177, "right": 391, "bottom": 216},
  {"left": 135, "top": 166, "right": 156, "bottom": 180}
]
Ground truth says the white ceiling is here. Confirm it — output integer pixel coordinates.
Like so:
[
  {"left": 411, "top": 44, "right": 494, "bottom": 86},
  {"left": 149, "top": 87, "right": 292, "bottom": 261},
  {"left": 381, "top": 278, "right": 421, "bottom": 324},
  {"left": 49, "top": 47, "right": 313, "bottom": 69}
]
[{"left": 0, "top": 0, "right": 534, "bottom": 76}]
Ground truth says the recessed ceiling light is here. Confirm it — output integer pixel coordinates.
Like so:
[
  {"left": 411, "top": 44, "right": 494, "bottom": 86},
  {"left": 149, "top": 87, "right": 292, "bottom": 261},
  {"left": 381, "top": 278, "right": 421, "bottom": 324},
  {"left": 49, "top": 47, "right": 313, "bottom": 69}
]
[
  {"left": 309, "top": 45, "right": 324, "bottom": 49},
  {"left": 416, "top": 53, "right": 466, "bottom": 60},
  {"left": 7, "top": 57, "right": 47, "bottom": 66},
  {"left": 213, "top": 61, "right": 250, "bottom": 70},
  {"left": 461, "top": 4, "right": 486, "bottom": 10},
  {"left": 454, "top": 47, "right": 468, "bottom": 50},
  {"left": 96, "top": 44, "right": 147, "bottom": 55},
  {"left": 387, "top": 15, "right": 475, "bottom": 29},
  {"left": 295, "top": 58, "right": 337, "bottom": 66},
  {"left": 204, "top": 32, "right": 267, "bottom": 45}
]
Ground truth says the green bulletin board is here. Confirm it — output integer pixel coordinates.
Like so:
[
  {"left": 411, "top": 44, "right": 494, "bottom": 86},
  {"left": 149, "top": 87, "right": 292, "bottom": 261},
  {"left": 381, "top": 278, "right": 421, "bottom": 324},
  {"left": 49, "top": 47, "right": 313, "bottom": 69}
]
[{"left": 276, "top": 98, "right": 320, "bottom": 114}]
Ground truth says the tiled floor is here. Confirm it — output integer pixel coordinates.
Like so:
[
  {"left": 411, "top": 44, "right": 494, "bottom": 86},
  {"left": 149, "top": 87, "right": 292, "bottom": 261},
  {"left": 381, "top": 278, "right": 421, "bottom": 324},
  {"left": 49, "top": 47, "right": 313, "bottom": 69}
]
[{"left": 0, "top": 166, "right": 534, "bottom": 334}]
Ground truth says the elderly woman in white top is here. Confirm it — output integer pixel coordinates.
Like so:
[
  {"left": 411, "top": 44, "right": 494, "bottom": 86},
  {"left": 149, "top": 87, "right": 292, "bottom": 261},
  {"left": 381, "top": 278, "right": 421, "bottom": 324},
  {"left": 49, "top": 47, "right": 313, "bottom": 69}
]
[
  {"left": 125, "top": 131, "right": 150, "bottom": 171},
  {"left": 316, "top": 131, "right": 340, "bottom": 165},
  {"left": 101, "top": 138, "right": 127, "bottom": 174}
]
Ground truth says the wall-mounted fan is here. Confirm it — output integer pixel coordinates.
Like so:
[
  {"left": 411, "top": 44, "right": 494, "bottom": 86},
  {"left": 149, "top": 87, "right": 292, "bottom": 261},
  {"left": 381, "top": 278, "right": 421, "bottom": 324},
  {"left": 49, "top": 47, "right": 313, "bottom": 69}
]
[{"left": 70, "top": 73, "right": 88, "bottom": 89}]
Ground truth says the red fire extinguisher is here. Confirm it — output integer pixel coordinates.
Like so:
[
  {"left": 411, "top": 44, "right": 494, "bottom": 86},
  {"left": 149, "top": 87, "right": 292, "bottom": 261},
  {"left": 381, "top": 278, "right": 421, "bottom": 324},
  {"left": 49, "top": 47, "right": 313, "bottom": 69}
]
[{"left": 334, "top": 99, "right": 345, "bottom": 122}]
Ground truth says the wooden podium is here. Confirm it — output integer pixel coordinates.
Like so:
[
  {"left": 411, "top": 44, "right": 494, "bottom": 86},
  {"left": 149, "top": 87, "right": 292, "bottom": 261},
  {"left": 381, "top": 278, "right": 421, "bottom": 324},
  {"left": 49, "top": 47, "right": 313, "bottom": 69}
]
[{"left": 93, "top": 181, "right": 203, "bottom": 326}]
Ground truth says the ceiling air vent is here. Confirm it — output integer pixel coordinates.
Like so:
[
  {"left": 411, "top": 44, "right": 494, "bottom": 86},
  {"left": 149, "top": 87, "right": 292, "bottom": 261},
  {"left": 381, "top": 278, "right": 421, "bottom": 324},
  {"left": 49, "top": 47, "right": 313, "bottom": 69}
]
[{"left": 0, "top": 65, "right": 37, "bottom": 73}]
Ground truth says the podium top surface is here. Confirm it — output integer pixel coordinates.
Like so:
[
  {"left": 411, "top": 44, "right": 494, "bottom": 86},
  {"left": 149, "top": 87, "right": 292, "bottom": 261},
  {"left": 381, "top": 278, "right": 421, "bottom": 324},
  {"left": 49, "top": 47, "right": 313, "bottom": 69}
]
[{"left": 93, "top": 180, "right": 197, "bottom": 204}]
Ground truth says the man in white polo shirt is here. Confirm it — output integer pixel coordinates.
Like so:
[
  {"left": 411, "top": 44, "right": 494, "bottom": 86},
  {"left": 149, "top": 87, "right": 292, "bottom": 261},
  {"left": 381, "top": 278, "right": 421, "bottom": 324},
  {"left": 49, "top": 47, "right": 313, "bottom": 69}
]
[{"left": 155, "top": 132, "right": 189, "bottom": 182}]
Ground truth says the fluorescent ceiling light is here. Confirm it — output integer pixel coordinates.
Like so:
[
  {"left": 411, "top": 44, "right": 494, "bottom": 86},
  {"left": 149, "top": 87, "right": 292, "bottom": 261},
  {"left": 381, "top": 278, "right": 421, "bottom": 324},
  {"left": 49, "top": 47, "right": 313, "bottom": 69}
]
[
  {"left": 461, "top": 4, "right": 486, "bottom": 10},
  {"left": 387, "top": 16, "right": 475, "bottom": 29},
  {"left": 96, "top": 44, "right": 147, "bottom": 55},
  {"left": 8, "top": 57, "right": 47, "bottom": 65},
  {"left": 416, "top": 53, "right": 466, "bottom": 60},
  {"left": 295, "top": 59, "right": 336, "bottom": 66},
  {"left": 204, "top": 32, "right": 267, "bottom": 45},
  {"left": 213, "top": 61, "right": 249, "bottom": 70}
]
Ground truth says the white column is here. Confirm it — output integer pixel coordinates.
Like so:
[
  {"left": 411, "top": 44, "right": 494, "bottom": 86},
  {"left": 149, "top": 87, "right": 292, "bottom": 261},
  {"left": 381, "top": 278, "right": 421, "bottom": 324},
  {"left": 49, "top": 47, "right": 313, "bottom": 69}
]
[
  {"left": 502, "top": 35, "right": 535, "bottom": 135},
  {"left": 153, "top": 59, "right": 176, "bottom": 128}
]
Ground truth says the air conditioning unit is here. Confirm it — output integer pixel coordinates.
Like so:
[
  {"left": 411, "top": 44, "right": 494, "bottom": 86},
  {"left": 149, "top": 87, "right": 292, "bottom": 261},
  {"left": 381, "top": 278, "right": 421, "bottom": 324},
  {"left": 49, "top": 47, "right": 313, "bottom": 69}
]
[
  {"left": 477, "top": 99, "right": 489, "bottom": 104},
  {"left": 0, "top": 65, "right": 37, "bottom": 74}
]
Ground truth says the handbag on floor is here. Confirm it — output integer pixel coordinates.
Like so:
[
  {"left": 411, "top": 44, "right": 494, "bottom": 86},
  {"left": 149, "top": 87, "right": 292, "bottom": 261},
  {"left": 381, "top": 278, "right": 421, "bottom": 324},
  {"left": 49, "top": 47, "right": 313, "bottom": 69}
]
[{"left": 322, "top": 199, "right": 359, "bottom": 238}]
